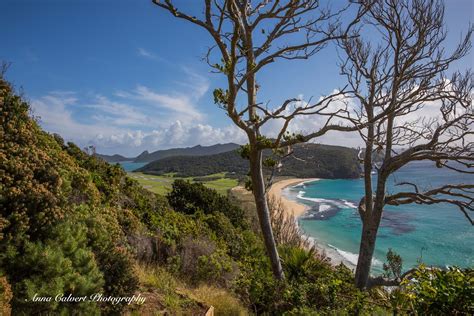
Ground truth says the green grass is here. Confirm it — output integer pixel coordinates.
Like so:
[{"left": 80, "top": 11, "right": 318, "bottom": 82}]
[{"left": 128, "top": 172, "right": 238, "bottom": 195}]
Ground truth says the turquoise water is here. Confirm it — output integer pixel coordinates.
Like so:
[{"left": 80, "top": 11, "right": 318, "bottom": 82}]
[
  {"left": 117, "top": 161, "right": 147, "bottom": 172},
  {"left": 287, "top": 161, "right": 473, "bottom": 273}
]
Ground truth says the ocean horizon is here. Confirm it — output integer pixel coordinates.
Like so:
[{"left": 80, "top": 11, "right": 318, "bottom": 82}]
[{"left": 285, "top": 161, "right": 473, "bottom": 273}]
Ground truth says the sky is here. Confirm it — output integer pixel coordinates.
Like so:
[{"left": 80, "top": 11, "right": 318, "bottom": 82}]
[{"left": 1, "top": 0, "right": 473, "bottom": 156}]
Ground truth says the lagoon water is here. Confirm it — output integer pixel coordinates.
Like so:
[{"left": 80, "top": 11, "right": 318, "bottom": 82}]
[
  {"left": 118, "top": 161, "right": 147, "bottom": 172},
  {"left": 285, "top": 161, "right": 473, "bottom": 273}
]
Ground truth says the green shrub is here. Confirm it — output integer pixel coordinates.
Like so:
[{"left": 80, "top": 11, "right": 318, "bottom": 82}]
[
  {"left": 178, "top": 236, "right": 236, "bottom": 286},
  {"left": 167, "top": 180, "right": 247, "bottom": 229},
  {"left": 383, "top": 248, "right": 402, "bottom": 279},
  {"left": 12, "top": 220, "right": 104, "bottom": 315},
  {"left": 400, "top": 265, "right": 473, "bottom": 314}
]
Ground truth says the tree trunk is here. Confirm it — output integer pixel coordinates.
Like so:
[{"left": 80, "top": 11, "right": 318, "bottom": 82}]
[
  {"left": 354, "top": 219, "right": 379, "bottom": 289},
  {"left": 249, "top": 148, "right": 285, "bottom": 280}
]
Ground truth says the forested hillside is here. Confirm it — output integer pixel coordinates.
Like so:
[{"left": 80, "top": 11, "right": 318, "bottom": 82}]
[
  {"left": 137, "top": 143, "right": 362, "bottom": 179},
  {"left": 94, "top": 153, "right": 132, "bottom": 162},
  {"left": 131, "top": 143, "right": 240, "bottom": 163}
]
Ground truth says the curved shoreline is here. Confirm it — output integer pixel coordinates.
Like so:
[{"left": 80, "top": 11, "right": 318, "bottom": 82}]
[
  {"left": 268, "top": 178, "right": 318, "bottom": 217},
  {"left": 269, "top": 178, "right": 357, "bottom": 270}
]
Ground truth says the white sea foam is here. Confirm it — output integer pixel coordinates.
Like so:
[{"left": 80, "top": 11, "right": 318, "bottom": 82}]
[
  {"left": 341, "top": 199, "right": 358, "bottom": 209},
  {"left": 296, "top": 192, "right": 330, "bottom": 203},
  {"left": 319, "top": 204, "right": 331, "bottom": 212},
  {"left": 328, "top": 244, "right": 382, "bottom": 267},
  {"left": 293, "top": 179, "right": 319, "bottom": 188},
  {"left": 296, "top": 193, "right": 356, "bottom": 211}
]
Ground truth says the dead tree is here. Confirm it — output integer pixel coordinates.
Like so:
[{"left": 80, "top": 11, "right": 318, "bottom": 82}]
[
  {"left": 339, "top": 0, "right": 473, "bottom": 289},
  {"left": 152, "top": 0, "right": 366, "bottom": 280}
]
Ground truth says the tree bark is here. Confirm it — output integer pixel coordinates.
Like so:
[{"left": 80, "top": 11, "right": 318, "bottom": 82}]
[
  {"left": 354, "top": 218, "right": 379, "bottom": 289},
  {"left": 249, "top": 148, "right": 285, "bottom": 280}
]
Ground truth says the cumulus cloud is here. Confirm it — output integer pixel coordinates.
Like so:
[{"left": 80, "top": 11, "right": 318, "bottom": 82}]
[
  {"left": 31, "top": 92, "right": 124, "bottom": 145},
  {"left": 30, "top": 75, "right": 246, "bottom": 156},
  {"left": 131, "top": 85, "right": 204, "bottom": 121},
  {"left": 91, "top": 121, "right": 246, "bottom": 155}
]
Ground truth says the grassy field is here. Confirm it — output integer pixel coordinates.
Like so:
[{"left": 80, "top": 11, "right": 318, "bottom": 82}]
[{"left": 128, "top": 172, "right": 239, "bottom": 195}]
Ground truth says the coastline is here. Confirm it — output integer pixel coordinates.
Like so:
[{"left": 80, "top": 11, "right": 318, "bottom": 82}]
[
  {"left": 269, "top": 178, "right": 357, "bottom": 270},
  {"left": 268, "top": 178, "right": 318, "bottom": 217}
]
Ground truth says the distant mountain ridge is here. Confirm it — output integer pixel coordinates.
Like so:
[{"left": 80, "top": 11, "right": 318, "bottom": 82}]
[
  {"left": 136, "top": 143, "right": 362, "bottom": 179},
  {"left": 95, "top": 153, "right": 133, "bottom": 163},
  {"left": 97, "top": 143, "right": 240, "bottom": 163}
]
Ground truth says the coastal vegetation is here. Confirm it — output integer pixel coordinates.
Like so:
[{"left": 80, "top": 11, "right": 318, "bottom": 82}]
[
  {"left": 339, "top": 0, "right": 474, "bottom": 289},
  {"left": 136, "top": 143, "right": 362, "bottom": 179},
  {"left": 2, "top": 0, "right": 473, "bottom": 314},
  {"left": 1, "top": 76, "right": 473, "bottom": 314}
]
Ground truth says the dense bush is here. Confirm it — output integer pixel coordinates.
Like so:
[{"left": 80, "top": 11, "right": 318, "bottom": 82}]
[
  {"left": 0, "top": 78, "right": 158, "bottom": 314},
  {"left": 0, "top": 275, "right": 12, "bottom": 316},
  {"left": 12, "top": 220, "right": 104, "bottom": 315},
  {"left": 137, "top": 144, "right": 362, "bottom": 179},
  {"left": 167, "top": 179, "right": 247, "bottom": 229},
  {"left": 399, "top": 265, "right": 474, "bottom": 314}
]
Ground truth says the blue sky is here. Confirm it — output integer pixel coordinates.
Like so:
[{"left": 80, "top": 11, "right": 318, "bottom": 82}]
[{"left": 1, "top": 0, "right": 473, "bottom": 156}]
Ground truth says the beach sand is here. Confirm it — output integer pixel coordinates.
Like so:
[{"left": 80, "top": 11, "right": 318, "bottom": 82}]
[
  {"left": 268, "top": 178, "right": 318, "bottom": 217},
  {"left": 268, "top": 178, "right": 356, "bottom": 270}
]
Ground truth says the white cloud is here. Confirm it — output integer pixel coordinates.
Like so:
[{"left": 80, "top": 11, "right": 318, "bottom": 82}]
[
  {"left": 30, "top": 82, "right": 246, "bottom": 156},
  {"left": 84, "top": 95, "right": 152, "bottom": 126},
  {"left": 90, "top": 121, "right": 246, "bottom": 155},
  {"left": 31, "top": 92, "right": 122, "bottom": 142},
  {"left": 134, "top": 85, "right": 205, "bottom": 121},
  {"left": 137, "top": 47, "right": 163, "bottom": 61}
]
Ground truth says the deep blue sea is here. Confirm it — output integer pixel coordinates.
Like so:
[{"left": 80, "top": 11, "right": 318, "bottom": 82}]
[
  {"left": 285, "top": 161, "right": 473, "bottom": 273},
  {"left": 117, "top": 161, "right": 147, "bottom": 172}
]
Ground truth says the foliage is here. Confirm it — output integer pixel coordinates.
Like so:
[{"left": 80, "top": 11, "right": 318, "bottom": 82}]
[
  {"left": 133, "top": 264, "right": 208, "bottom": 315},
  {"left": 234, "top": 245, "right": 373, "bottom": 314},
  {"left": 268, "top": 196, "right": 310, "bottom": 249},
  {"left": 167, "top": 179, "right": 247, "bottom": 229},
  {"left": 126, "top": 142, "right": 239, "bottom": 163},
  {"left": 13, "top": 220, "right": 104, "bottom": 315},
  {"left": 137, "top": 143, "right": 362, "bottom": 179},
  {"left": 400, "top": 265, "right": 474, "bottom": 314},
  {"left": 0, "top": 275, "right": 12, "bottom": 316},
  {"left": 383, "top": 248, "right": 403, "bottom": 279},
  {"left": 0, "top": 78, "right": 158, "bottom": 313}
]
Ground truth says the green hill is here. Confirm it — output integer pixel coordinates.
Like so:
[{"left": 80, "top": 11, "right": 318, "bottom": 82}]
[
  {"left": 136, "top": 143, "right": 362, "bottom": 179},
  {"left": 94, "top": 153, "right": 133, "bottom": 162},
  {"left": 132, "top": 143, "right": 240, "bottom": 163}
]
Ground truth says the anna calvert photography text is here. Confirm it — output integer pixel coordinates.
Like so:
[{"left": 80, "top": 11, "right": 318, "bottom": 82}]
[{"left": 29, "top": 293, "right": 146, "bottom": 305}]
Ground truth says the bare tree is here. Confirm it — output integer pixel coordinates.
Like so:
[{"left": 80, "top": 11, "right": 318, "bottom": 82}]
[
  {"left": 152, "top": 0, "right": 366, "bottom": 279},
  {"left": 339, "top": 0, "right": 473, "bottom": 289}
]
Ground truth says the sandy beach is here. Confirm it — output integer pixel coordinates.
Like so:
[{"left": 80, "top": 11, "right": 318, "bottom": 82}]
[
  {"left": 268, "top": 178, "right": 357, "bottom": 270},
  {"left": 268, "top": 178, "right": 319, "bottom": 217}
]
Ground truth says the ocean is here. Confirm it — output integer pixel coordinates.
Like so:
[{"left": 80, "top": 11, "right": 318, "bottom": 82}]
[
  {"left": 284, "top": 161, "right": 473, "bottom": 273},
  {"left": 118, "top": 161, "right": 147, "bottom": 172}
]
